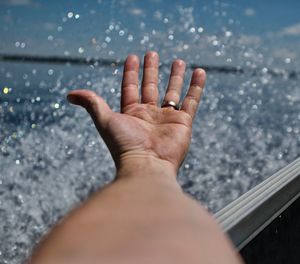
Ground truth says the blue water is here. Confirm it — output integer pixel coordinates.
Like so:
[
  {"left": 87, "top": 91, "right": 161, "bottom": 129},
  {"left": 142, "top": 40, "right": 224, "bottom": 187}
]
[
  {"left": 0, "top": 1, "right": 300, "bottom": 263},
  {"left": 1, "top": 60, "right": 299, "bottom": 262}
]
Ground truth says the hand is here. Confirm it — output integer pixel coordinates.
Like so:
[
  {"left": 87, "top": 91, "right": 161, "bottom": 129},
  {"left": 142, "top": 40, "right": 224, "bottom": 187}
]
[{"left": 67, "top": 51, "right": 206, "bottom": 174}]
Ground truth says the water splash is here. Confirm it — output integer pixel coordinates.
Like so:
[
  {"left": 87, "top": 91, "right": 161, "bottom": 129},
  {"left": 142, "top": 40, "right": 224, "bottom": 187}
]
[{"left": 0, "top": 1, "right": 300, "bottom": 263}]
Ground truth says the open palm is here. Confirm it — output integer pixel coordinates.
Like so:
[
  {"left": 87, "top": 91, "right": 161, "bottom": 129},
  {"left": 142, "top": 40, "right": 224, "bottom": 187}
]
[{"left": 67, "top": 52, "right": 206, "bottom": 172}]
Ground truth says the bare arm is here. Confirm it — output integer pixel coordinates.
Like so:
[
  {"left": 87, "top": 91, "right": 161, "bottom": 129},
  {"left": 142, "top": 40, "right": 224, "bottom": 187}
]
[{"left": 29, "top": 52, "right": 244, "bottom": 264}]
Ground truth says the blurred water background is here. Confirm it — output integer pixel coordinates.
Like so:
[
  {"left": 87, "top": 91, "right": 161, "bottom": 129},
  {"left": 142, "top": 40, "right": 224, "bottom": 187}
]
[{"left": 0, "top": 0, "right": 300, "bottom": 263}]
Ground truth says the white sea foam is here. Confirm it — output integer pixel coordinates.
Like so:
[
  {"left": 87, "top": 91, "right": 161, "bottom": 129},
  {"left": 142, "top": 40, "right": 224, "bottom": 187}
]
[{"left": 0, "top": 1, "right": 300, "bottom": 263}]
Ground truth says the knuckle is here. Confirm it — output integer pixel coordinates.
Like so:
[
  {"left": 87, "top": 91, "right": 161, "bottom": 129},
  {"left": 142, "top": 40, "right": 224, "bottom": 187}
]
[
  {"left": 165, "top": 90, "right": 180, "bottom": 101},
  {"left": 86, "top": 95, "right": 99, "bottom": 109},
  {"left": 122, "top": 83, "right": 138, "bottom": 90},
  {"left": 180, "top": 112, "right": 193, "bottom": 126},
  {"left": 170, "top": 75, "right": 184, "bottom": 83},
  {"left": 167, "top": 85, "right": 178, "bottom": 92},
  {"left": 190, "top": 84, "right": 203, "bottom": 92},
  {"left": 144, "top": 81, "right": 157, "bottom": 88},
  {"left": 185, "top": 94, "right": 199, "bottom": 103}
]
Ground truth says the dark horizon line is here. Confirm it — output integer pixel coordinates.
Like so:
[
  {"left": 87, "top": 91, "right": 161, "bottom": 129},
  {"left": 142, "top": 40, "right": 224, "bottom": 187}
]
[{"left": 0, "top": 53, "right": 298, "bottom": 78}]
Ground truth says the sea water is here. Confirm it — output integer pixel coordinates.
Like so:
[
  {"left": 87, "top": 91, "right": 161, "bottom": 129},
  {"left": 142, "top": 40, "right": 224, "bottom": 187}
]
[{"left": 0, "top": 1, "right": 300, "bottom": 263}]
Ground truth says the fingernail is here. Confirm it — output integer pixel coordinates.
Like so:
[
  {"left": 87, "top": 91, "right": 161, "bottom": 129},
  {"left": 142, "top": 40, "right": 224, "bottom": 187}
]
[{"left": 67, "top": 94, "right": 80, "bottom": 105}]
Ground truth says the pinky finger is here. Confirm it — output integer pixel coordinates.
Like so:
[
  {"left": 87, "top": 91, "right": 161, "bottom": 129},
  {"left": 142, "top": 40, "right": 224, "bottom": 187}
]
[{"left": 181, "top": 69, "right": 206, "bottom": 120}]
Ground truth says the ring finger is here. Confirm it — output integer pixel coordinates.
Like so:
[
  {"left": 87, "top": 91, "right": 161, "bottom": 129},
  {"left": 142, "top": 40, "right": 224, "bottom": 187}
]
[{"left": 162, "top": 59, "right": 186, "bottom": 108}]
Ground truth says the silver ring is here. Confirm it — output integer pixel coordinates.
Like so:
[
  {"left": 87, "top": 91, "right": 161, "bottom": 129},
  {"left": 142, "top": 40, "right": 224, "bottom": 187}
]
[{"left": 161, "top": 100, "right": 179, "bottom": 110}]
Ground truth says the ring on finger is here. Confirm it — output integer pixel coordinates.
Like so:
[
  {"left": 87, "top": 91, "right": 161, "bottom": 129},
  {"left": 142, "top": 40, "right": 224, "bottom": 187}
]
[{"left": 161, "top": 100, "right": 179, "bottom": 110}]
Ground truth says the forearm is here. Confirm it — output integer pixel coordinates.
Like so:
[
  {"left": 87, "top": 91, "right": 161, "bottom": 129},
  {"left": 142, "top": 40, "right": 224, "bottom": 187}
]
[{"left": 29, "top": 158, "right": 243, "bottom": 264}]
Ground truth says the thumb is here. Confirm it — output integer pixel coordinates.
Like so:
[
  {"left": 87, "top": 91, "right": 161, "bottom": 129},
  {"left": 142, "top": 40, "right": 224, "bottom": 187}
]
[{"left": 67, "top": 89, "right": 112, "bottom": 130}]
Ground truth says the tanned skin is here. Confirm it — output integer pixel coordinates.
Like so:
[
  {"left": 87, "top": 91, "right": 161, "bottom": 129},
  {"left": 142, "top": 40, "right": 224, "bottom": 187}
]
[{"left": 29, "top": 51, "right": 244, "bottom": 264}]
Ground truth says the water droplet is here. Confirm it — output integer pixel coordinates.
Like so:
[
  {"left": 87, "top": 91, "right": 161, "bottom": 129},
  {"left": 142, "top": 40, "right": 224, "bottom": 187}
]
[
  {"left": 285, "top": 58, "right": 291, "bottom": 64},
  {"left": 243, "top": 52, "right": 250, "bottom": 58},
  {"left": 183, "top": 44, "right": 189, "bottom": 50},
  {"left": 189, "top": 27, "right": 196, "bottom": 33},
  {"left": 119, "top": 30, "right": 125, "bottom": 36},
  {"left": 168, "top": 34, "right": 174, "bottom": 40},
  {"left": 48, "top": 69, "right": 54, "bottom": 75},
  {"left": 15, "top": 41, "right": 20, "bottom": 47},
  {"left": 212, "top": 40, "right": 219, "bottom": 46},
  {"left": 91, "top": 37, "right": 97, "bottom": 45},
  {"left": 197, "top": 27, "right": 204, "bottom": 33},
  {"left": 3, "top": 87, "right": 9, "bottom": 94},
  {"left": 78, "top": 47, "right": 84, "bottom": 54},
  {"left": 139, "top": 22, "right": 145, "bottom": 29},
  {"left": 75, "top": 14, "right": 80, "bottom": 19},
  {"left": 154, "top": 11, "right": 162, "bottom": 20},
  {"left": 127, "top": 35, "right": 133, "bottom": 42},
  {"left": 105, "top": 36, "right": 111, "bottom": 43},
  {"left": 67, "top": 12, "right": 74, "bottom": 18},
  {"left": 225, "top": 31, "right": 232, "bottom": 37}
]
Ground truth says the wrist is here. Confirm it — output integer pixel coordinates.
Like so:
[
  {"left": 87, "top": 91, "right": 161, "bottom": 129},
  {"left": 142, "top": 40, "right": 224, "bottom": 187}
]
[{"left": 116, "top": 152, "right": 180, "bottom": 188}]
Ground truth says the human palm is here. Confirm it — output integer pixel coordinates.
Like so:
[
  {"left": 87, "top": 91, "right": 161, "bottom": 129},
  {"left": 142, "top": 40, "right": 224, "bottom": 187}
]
[
  {"left": 68, "top": 52, "right": 206, "bottom": 172},
  {"left": 104, "top": 103, "right": 192, "bottom": 170}
]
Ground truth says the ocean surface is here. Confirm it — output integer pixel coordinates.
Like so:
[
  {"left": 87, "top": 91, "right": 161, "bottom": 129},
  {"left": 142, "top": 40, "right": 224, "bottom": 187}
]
[
  {"left": 1, "top": 60, "right": 299, "bottom": 262},
  {"left": 0, "top": 0, "right": 300, "bottom": 263}
]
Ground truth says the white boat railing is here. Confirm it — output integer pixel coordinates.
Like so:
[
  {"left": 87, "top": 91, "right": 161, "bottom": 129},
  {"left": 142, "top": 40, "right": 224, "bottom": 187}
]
[{"left": 215, "top": 157, "right": 300, "bottom": 250}]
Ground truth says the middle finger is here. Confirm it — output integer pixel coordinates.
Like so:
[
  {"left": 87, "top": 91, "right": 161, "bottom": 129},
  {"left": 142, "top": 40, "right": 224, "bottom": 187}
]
[{"left": 141, "top": 51, "right": 159, "bottom": 104}]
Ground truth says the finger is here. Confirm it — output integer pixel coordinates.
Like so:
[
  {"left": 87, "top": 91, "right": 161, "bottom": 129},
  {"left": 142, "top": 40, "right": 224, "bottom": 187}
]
[
  {"left": 67, "top": 89, "right": 112, "bottom": 130},
  {"left": 162, "top": 59, "right": 186, "bottom": 106},
  {"left": 121, "top": 54, "right": 140, "bottom": 111},
  {"left": 141, "top": 51, "right": 159, "bottom": 104},
  {"left": 181, "top": 69, "right": 206, "bottom": 120}
]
